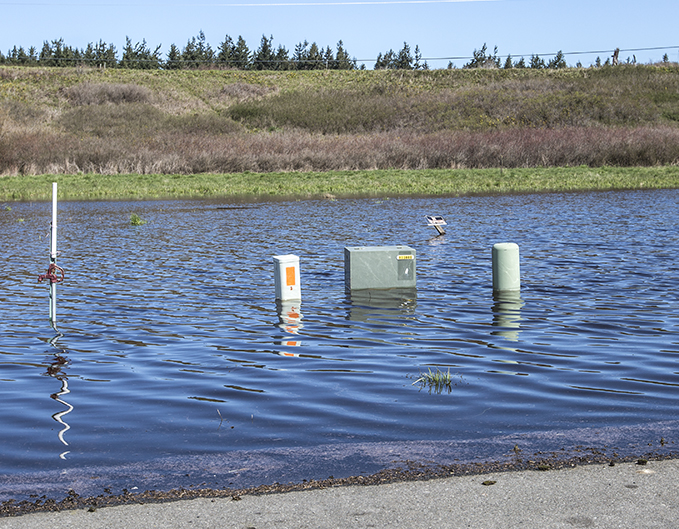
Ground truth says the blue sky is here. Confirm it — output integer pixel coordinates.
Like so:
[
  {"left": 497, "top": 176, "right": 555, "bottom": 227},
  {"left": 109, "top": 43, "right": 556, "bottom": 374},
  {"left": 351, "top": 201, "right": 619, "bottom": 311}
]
[{"left": 1, "top": 0, "right": 677, "bottom": 68}]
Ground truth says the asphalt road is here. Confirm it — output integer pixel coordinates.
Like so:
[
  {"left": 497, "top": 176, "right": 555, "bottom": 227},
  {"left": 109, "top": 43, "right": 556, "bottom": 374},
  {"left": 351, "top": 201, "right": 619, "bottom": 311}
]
[{"left": 1, "top": 459, "right": 677, "bottom": 528}]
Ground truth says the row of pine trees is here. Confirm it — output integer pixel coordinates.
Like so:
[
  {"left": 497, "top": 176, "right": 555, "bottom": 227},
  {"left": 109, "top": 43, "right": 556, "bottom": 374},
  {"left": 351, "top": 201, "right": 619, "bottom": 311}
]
[
  {"left": 2, "top": 32, "right": 631, "bottom": 70},
  {"left": 0, "top": 32, "right": 360, "bottom": 70}
]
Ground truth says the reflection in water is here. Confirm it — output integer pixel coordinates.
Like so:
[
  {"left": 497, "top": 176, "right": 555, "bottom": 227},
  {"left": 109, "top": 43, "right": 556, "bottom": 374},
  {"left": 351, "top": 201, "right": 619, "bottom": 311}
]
[
  {"left": 276, "top": 300, "right": 303, "bottom": 348},
  {"left": 45, "top": 336, "right": 73, "bottom": 460},
  {"left": 346, "top": 288, "right": 417, "bottom": 322},
  {"left": 491, "top": 290, "right": 524, "bottom": 342},
  {"left": 426, "top": 233, "right": 447, "bottom": 246},
  {"left": 488, "top": 291, "right": 525, "bottom": 375},
  {"left": 51, "top": 378, "right": 73, "bottom": 459}
]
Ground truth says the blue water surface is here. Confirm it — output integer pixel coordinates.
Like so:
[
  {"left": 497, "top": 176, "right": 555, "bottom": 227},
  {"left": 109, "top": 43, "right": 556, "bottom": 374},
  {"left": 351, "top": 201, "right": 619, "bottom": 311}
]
[{"left": 1, "top": 188, "right": 678, "bottom": 499}]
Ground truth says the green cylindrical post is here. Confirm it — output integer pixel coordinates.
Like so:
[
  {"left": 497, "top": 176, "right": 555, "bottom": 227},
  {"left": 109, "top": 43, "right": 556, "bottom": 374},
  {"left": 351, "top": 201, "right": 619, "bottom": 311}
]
[{"left": 492, "top": 242, "right": 520, "bottom": 291}]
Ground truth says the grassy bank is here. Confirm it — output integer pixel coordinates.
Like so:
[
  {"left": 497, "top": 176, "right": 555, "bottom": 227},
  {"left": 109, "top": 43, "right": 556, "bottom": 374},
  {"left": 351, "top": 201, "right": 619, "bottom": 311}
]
[
  {"left": 2, "top": 166, "right": 678, "bottom": 202},
  {"left": 2, "top": 65, "right": 679, "bottom": 175}
]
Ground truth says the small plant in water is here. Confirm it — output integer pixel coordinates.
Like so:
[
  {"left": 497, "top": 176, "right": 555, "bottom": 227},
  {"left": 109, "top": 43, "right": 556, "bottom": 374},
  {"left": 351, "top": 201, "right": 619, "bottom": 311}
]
[
  {"left": 412, "top": 367, "right": 457, "bottom": 394},
  {"left": 130, "top": 213, "right": 147, "bottom": 226}
]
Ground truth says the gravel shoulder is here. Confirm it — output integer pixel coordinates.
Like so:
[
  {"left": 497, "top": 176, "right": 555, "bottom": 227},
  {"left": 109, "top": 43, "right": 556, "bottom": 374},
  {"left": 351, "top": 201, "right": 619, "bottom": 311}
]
[{"left": 1, "top": 458, "right": 677, "bottom": 528}]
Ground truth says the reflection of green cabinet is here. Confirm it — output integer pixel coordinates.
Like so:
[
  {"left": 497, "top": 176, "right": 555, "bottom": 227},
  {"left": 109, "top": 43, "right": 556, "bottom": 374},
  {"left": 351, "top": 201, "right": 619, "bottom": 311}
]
[{"left": 344, "top": 245, "right": 417, "bottom": 290}]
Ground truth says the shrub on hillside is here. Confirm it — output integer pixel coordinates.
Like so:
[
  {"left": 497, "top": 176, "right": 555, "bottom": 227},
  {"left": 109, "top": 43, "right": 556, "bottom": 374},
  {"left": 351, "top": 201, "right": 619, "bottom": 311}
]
[
  {"left": 167, "top": 112, "right": 243, "bottom": 135},
  {"left": 64, "top": 82, "right": 153, "bottom": 105},
  {"left": 0, "top": 100, "right": 45, "bottom": 128},
  {"left": 58, "top": 103, "right": 165, "bottom": 137},
  {"left": 58, "top": 103, "right": 242, "bottom": 138},
  {"left": 219, "top": 82, "right": 275, "bottom": 101},
  {"left": 225, "top": 77, "right": 668, "bottom": 133},
  {"left": 228, "top": 89, "right": 418, "bottom": 133}
]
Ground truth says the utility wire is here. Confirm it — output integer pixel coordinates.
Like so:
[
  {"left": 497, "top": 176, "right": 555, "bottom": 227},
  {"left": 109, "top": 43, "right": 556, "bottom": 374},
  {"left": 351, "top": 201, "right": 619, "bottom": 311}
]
[{"left": 473, "top": 45, "right": 679, "bottom": 61}]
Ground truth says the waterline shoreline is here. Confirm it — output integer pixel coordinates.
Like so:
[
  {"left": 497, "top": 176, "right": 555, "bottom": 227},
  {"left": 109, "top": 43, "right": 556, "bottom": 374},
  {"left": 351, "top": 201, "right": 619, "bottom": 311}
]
[
  {"left": 2, "top": 420, "right": 678, "bottom": 515},
  {"left": 1, "top": 166, "right": 678, "bottom": 202}
]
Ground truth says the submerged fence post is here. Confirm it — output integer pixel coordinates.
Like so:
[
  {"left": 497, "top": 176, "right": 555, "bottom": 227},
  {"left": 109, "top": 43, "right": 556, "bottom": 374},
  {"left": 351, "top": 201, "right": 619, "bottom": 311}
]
[{"left": 492, "top": 242, "right": 520, "bottom": 292}]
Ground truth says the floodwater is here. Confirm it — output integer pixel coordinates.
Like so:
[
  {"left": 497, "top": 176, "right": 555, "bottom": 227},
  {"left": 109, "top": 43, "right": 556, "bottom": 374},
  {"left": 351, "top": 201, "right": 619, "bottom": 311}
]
[{"left": 1, "top": 189, "right": 678, "bottom": 500}]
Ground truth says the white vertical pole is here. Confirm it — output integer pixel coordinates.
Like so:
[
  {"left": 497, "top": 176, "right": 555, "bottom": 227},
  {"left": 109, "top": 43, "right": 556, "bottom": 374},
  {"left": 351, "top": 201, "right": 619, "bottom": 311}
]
[{"left": 50, "top": 182, "right": 58, "bottom": 329}]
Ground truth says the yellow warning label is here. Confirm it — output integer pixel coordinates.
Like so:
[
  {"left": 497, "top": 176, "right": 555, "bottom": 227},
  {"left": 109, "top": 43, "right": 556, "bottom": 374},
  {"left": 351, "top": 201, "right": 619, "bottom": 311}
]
[{"left": 397, "top": 255, "right": 414, "bottom": 260}]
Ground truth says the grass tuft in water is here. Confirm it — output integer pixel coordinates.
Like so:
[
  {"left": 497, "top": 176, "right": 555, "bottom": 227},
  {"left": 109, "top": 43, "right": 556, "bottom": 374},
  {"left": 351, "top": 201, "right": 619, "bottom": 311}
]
[
  {"left": 412, "top": 367, "right": 457, "bottom": 394},
  {"left": 129, "top": 213, "right": 147, "bottom": 226}
]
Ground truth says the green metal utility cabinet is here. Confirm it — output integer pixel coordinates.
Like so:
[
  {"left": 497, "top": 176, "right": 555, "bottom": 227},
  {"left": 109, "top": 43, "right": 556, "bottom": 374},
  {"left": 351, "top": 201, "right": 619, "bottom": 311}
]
[{"left": 344, "top": 245, "right": 416, "bottom": 290}]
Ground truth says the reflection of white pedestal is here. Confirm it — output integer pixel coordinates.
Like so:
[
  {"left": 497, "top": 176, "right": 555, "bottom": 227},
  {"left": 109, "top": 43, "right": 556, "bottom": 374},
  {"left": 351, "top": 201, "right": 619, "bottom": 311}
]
[
  {"left": 273, "top": 254, "right": 301, "bottom": 301},
  {"left": 276, "top": 299, "right": 302, "bottom": 347},
  {"left": 277, "top": 300, "right": 302, "bottom": 333}
]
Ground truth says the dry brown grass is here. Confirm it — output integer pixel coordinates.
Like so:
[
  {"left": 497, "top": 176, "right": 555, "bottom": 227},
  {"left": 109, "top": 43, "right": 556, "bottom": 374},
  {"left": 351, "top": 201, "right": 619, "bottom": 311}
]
[{"left": 2, "top": 126, "right": 678, "bottom": 175}]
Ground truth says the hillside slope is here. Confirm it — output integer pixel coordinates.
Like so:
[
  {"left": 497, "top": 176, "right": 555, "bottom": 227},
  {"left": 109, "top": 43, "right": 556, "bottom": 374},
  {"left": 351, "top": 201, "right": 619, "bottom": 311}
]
[{"left": 1, "top": 65, "right": 679, "bottom": 175}]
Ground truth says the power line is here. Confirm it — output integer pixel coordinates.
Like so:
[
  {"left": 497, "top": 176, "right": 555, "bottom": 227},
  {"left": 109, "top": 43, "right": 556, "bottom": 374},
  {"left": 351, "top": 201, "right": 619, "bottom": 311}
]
[{"left": 422, "top": 45, "right": 679, "bottom": 65}]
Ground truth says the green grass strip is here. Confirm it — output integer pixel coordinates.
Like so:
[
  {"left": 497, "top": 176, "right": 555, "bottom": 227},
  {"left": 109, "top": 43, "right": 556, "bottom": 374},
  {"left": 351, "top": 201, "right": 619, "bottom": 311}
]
[{"left": 1, "top": 166, "right": 678, "bottom": 202}]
